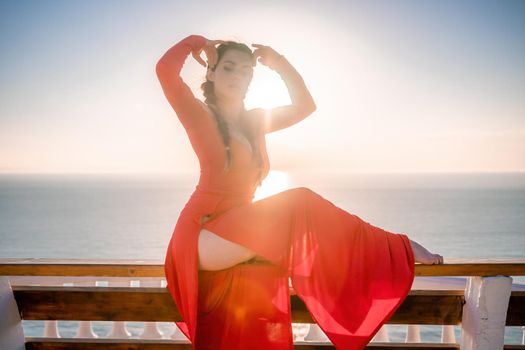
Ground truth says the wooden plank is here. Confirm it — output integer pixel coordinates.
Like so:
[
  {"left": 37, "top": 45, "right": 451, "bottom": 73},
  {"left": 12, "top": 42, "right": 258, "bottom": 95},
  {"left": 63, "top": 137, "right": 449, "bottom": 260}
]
[
  {"left": 13, "top": 286, "right": 464, "bottom": 325},
  {"left": 297, "top": 290, "right": 465, "bottom": 325},
  {"left": 23, "top": 337, "right": 466, "bottom": 349},
  {"left": 506, "top": 290, "right": 525, "bottom": 326},
  {"left": 14, "top": 286, "right": 182, "bottom": 322},
  {"left": 387, "top": 290, "right": 464, "bottom": 325},
  {"left": 2, "top": 258, "right": 525, "bottom": 277},
  {"left": 24, "top": 338, "right": 193, "bottom": 350}
]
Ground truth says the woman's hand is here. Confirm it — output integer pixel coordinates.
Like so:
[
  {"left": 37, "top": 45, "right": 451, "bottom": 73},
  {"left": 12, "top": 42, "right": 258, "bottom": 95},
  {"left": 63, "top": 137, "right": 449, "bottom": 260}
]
[
  {"left": 418, "top": 251, "right": 444, "bottom": 265},
  {"left": 251, "top": 43, "right": 284, "bottom": 69},
  {"left": 192, "top": 37, "right": 226, "bottom": 69},
  {"left": 410, "top": 239, "right": 444, "bottom": 265}
]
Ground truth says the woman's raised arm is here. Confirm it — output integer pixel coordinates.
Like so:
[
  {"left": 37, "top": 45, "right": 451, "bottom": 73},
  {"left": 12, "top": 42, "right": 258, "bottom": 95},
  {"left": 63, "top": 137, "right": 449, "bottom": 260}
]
[
  {"left": 155, "top": 35, "right": 210, "bottom": 132},
  {"left": 251, "top": 44, "right": 317, "bottom": 134}
]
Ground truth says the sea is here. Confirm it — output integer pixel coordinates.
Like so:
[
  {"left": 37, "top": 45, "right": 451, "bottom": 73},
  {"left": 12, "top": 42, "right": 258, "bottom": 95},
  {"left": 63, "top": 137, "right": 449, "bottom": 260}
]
[{"left": 1, "top": 171, "right": 524, "bottom": 344}]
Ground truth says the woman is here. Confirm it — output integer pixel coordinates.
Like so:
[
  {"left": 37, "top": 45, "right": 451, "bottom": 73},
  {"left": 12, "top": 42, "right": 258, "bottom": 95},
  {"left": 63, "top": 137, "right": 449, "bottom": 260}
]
[{"left": 156, "top": 34, "right": 444, "bottom": 350}]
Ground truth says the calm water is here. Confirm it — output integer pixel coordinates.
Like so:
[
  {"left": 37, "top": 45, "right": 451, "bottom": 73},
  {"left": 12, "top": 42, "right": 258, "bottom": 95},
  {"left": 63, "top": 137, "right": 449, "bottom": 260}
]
[{"left": 1, "top": 171, "right": 524, "bottom": 343}]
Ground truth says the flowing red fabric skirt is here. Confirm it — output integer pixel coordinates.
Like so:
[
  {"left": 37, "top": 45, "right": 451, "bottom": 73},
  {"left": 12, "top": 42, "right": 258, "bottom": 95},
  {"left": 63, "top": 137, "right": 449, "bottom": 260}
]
[{"left": 165, "top": 186, "right": 415, "bottom": 349}]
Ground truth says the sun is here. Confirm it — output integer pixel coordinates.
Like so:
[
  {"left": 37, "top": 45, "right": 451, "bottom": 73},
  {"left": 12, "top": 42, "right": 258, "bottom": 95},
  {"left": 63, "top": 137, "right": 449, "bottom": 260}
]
[
  {"left": 253, "top": 170, "right": 290, "bottom": 201},
  {"left": 245, "top": 66, "right": 291, "bottom": 110}
]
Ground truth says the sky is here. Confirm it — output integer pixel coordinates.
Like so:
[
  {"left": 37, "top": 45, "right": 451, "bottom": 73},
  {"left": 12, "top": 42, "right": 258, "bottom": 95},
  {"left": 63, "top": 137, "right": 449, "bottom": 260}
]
[{"left": 1, "top": 0, "right": 524, "bottom": 175}]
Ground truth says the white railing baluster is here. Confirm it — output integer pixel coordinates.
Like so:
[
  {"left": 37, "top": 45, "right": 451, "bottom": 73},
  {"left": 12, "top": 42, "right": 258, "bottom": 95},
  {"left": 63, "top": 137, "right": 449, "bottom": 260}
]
[
  {"left": 171, "top": 323, "right": 189, "bottom": 340},
  {"left": 460, "top": 275, "right": 512, "bottom": 350},
  {"left": 140, "top": 321, "right": 163, "bottom": 338},
  {"left": 370, "top": 324, "right": 390, "bottom": 342},
  {"left": 43, "top": 320, "right": 60, "bottom": 338},
  {"left": 406, "top": 324, "right": 421, "bottom": 342},
  {"left": 304, "top": 323, "right": 329, "bottom": 341},
  {"left": 442, "top": 325, "right": 456, "bottom": 342},
  {"left": 292, "top": 323, "right": 310, "bottom": 342}
]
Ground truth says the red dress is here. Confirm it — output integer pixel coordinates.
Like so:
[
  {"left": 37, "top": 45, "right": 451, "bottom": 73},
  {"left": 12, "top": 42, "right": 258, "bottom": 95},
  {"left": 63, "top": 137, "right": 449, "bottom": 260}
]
[{"left": 158, "top": 34, "right": 415, "bottom": 350}]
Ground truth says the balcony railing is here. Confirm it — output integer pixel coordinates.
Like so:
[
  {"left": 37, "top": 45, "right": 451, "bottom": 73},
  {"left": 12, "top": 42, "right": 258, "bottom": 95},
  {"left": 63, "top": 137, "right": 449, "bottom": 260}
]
[{"left": 0, "top": 258, "right": 524, "bottom": 349}]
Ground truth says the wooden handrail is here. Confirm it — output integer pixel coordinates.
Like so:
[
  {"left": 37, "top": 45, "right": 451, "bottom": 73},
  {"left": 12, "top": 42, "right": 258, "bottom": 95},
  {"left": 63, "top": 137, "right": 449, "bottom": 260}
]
[{"left": 2, "top": 258, "right": 525, "bottom": 277}]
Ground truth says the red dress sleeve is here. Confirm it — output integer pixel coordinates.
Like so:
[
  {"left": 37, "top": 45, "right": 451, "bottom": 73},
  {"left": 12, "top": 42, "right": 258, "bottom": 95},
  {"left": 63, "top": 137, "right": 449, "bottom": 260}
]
[{"left": 155, "top": 34, "right": 209, "bottom": 132}]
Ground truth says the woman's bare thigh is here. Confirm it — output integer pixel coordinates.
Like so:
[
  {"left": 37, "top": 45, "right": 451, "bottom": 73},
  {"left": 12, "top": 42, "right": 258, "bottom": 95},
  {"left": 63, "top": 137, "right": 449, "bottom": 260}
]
[{"left": 198, "top": 228, "right": 257, "bottom": 271}]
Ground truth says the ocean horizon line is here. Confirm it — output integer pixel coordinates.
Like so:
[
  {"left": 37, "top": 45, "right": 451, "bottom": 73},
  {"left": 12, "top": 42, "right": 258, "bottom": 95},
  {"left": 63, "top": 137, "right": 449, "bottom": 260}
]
[
  {"left": 1, "top": 170, "right": 525, "bottom": 190},
  {"left": 1, "top": 170, "right": 524, "bottom": 176}
]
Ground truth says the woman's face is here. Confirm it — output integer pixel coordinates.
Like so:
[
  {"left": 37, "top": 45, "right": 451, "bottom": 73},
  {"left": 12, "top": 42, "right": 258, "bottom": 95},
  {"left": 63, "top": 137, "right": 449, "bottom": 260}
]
[{"left": 207, "top": 49, "right": 254, "bottom": 102}]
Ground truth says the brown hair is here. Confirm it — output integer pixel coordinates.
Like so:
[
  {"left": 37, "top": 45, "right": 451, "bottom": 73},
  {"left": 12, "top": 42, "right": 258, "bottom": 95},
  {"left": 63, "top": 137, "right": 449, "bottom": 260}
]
[{"left": 200, "top": 41, "right": 264, "bottom": 187}]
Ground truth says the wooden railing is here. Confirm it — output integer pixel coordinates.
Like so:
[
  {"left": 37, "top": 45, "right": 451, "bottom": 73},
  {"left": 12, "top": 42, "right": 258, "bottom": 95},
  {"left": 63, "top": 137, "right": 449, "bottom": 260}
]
[{"left": 0, "top": 258, "right": 524, "bottom": 350}]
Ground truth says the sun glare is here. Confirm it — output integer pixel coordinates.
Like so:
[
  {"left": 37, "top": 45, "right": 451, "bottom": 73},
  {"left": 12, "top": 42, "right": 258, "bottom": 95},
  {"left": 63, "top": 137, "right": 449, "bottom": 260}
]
[
  {"left": 245, "top": 67, "right": 291, "bottom": 110},
  {"left": 253, "top": 170, "right": 290, "bottom": 201}
]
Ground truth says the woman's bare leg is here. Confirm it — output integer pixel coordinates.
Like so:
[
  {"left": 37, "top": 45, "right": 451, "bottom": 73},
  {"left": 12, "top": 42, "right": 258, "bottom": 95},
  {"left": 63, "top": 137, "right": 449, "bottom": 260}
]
[
  {"left": 409, "top": 239, "right": 444, "bottom": 264},
  {"left": 198, "top": 228, "right": 258, "bottom": 271}
]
